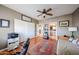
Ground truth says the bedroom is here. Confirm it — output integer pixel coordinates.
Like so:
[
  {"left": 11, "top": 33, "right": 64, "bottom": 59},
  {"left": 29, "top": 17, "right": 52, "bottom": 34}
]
[{"left": 0, "top": 4, "right": 79, "bottom": 55}]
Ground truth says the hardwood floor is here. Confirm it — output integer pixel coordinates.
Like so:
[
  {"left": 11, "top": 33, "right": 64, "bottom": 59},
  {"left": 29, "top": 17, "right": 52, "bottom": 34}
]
[{"left": 0, "top": 42, "right": 24, "bottom": 55}]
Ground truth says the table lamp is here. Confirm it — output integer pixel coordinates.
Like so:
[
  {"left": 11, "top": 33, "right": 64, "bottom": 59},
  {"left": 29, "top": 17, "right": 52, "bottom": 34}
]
[{"left": 68, "top": 27, "right": 77, "bottom": 38}]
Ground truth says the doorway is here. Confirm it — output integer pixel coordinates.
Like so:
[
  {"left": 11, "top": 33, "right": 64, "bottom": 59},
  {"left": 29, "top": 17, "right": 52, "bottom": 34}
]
[
  {"left": 48, "top": 22, "right": 57, "bottom": 40},
  {"left": 37, "top": 22, "right": 57, "bottom": 40}
]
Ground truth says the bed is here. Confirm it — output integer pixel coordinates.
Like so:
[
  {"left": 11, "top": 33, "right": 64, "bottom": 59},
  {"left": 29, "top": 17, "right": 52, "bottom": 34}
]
[{"left": 57, "top": 36, "right": 79, "bottom": 55}]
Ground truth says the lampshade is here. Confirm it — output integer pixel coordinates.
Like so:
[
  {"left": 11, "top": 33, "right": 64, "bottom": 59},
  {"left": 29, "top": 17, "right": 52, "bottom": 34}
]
[{"left": 68, "top": 27, "right": 77, "bottom": 31}]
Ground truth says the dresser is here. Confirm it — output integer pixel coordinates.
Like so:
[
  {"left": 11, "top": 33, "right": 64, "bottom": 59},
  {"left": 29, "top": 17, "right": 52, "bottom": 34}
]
[{"left": 8, "top": 33, "right": 19, "bottom": 50}]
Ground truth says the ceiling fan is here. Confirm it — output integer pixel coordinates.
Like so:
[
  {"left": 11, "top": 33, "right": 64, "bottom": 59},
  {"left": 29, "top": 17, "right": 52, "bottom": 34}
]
[{"left": 37, "top": 8, "right": 53, "bottom": 18}]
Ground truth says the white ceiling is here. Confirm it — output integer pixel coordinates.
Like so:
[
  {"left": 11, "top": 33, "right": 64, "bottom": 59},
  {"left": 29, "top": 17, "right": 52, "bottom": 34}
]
[{"left": 3, "top": 4, "right": 79, "bottom": 20}]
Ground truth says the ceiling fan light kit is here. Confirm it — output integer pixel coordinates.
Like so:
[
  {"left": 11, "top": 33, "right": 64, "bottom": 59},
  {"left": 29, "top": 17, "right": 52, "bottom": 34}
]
[{"left": 37, "top": 8, "right": 53, "bottom": 18}]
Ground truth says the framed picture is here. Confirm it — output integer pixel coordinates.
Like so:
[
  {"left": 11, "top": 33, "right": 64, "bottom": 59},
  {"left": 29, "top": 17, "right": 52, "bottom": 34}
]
[
  {"left": 0, "top": 19, "right": 10, "bottom": 28},
  {"left": 21, "top": 15, "right": 32, "bottom": 22},
  {"left": 59, "top": 20, "right": 69, "bottom": 27}
]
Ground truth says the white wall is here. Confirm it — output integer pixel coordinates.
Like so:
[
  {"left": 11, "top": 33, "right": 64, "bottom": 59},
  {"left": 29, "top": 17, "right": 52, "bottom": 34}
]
[{"left": 14, "top": 19, "right": 35, "bottom": 41}]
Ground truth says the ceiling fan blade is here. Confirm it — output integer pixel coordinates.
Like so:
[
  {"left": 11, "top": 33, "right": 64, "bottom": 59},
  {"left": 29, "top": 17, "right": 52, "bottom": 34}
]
[
  {"left": 47, "top": 8, "right": 52, "bottom": 12},
  {"left": 46, "top": 13, "right": 53, "bottom": 16},
  {"left": 37, "top": 14, "right": 43, "bottom": 17},
  {"left": 37, "top": 10, "right": 43, "bottom": 13}
]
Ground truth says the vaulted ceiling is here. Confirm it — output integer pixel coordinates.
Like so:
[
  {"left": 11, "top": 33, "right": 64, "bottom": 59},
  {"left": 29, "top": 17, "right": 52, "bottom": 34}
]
[{"left": 3, "top": 4, "right": 79, "bottom": 20}]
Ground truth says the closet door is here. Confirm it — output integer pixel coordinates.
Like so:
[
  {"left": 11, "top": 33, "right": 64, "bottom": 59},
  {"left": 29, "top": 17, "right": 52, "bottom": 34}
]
[
  {"left": 26, "top": 22, "right": 35, "bottom": 38},
  {"left": 14, "top": 19, "right": 35, "bottom": 41}
]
